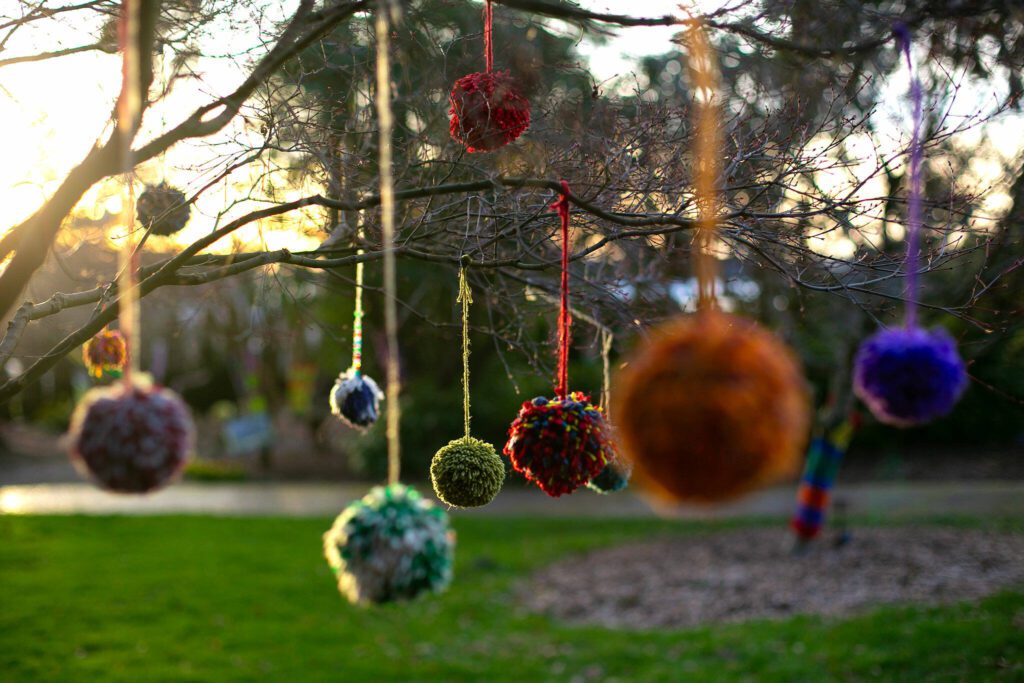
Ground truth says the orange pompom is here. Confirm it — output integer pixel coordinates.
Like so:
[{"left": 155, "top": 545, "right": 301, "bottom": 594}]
[
  {"left": 83, "top": 329, "right": 127, "bottom": 379},
  {"left": 612, "top": 311, "right": 810, "bottom": 503}
]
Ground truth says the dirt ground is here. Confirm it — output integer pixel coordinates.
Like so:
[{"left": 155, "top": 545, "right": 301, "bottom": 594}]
[{"left": 520, "top": 527, "right": 1024, "bottom": 629}]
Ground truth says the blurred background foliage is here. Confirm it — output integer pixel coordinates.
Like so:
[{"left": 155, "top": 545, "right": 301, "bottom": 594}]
[{"left": 1, "top": 0, "right": 1021, "bottom": 480}]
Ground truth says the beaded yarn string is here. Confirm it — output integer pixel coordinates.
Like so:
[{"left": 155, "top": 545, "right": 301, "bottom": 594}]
[
  {"left": 375, "top": 1, "right": 401, "bottom": 485},
  {"left": 351, "top": 241, "right": 365, "bottom": 375}
]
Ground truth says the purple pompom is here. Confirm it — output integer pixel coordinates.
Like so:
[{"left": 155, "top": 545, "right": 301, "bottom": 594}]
[{"left": 853, "top": 326, "right": 967, "bottom": 427}]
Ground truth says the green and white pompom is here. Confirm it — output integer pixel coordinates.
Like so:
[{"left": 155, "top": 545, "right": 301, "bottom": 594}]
[
  {"left": 431, "top": 436, "right": 505, "bottom": 508},
  {"left": 323, "top": 483, "right": 454, "bottom": 605}
]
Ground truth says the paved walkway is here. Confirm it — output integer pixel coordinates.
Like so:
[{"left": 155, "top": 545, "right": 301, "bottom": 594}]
[{"left": 2, "top": 480, "right": 1023, "bottom": 518}]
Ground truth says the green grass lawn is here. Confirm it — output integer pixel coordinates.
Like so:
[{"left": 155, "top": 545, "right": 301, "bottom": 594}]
[{"left": 1, "top": 514, "right": 1022, "bottom": 682}]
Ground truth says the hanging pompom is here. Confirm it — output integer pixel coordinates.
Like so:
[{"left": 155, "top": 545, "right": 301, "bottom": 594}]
[
  {"left": 67, "top": 374, "right": 193, "bottom": 493},
  {"left": 329, "top": 368, "right": 384, "bottom": 428},
  {"left": 82, "top": 329, "right": 127, "bottom": 379},
  {"left": 853, "top": 326, "right": 967, "bottom": 427},
  {"left": 430, "top": 436, "right": 505, "bottom": 508},
  {"left": 449, "top": 71, "right": 530, "bottom": 153},
  {"left": 587, "top": 458, "right": 631, "bottom": 494},
  {"left": 136, "top": 182, "right": 191, "bottom": 236},
  {"left": 323, "top": 483, "right": 454, "bottom": 605},
  {"left": 613, "top": 311, "right": 810, "bottom": 504},
  {"left": 504, "top": 392, "right": 614, "bottom": 497}
]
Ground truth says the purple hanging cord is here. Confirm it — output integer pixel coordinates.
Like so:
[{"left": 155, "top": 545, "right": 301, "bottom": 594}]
[{"left": 894, "top": 22, "right": 924, "bottom": 329}]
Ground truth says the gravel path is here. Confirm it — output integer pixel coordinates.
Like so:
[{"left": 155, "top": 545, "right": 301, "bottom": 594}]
[{"left": 520, "top": 527, "right": 1024, "bottom": 629}]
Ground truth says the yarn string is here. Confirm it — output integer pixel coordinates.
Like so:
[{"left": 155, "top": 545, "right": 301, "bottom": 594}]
[
  {"left": 552, "top": 180, "right": 572, "bottom": 399},
  {"left": 689, "top": 22, "right": 722, "bottom": 312},
  {"left": 483, "top": 0, "right": 493, "bottom": 73},
  {"left": 896, "top": 24, "right": 924, "bottom": 329},
  {"left": 375, "top": 1, "right": 401, "bottom": 485},
  {"left": 458, "top": 265, "right": 472, "bottom": 438},
  {"left": 600, "top": 328, "right": 613, "bottom": 420},
  {"left": 117, "top": 0, "right": 142, "bottom": 384}
]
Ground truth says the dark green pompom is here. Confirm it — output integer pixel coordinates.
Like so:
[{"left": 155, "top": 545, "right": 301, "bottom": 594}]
[{"left": 430, "top": 436, "right": 505, "bottom": 508}]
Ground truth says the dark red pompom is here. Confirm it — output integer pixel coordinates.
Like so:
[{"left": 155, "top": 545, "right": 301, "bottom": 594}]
[
  {"left": 449, "top": 71, "right": 530, "bottom": 153},
  {"left": 68, "top": 376, "right": 194, "bottom": 493}
]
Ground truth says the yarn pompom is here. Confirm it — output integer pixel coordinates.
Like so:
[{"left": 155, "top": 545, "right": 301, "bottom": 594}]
[
  {"left": 82, "top": 329, "right": 127, "bottom": 379},
  {"left": 587, "top": 459, "right": 631, "bottom": 494},
  {"left": 853, "top": 326, "right": 967, "bottom": 427},
  {"left": 430, "top": 436, "right": 505, "bottom": 508},
  {"left": 67, "top": 374, "right": 194, "bottom": 493},
  {"left": 330, "top": 368, "right": 383, "bottom": 429},
  {"left": 613, "top": 311, "right": 810, "bottom": 504},
  {"left": 503, "top": 392, "right": 615, "bottom": 497},
  {"left": 322, "top": 483, "right": 455, "bottom": 605},
  {"left": 136, "top": 182, "right": 191, "bottom": 236},
  {"left": 449, "top": 71, "right": 530, "bottom": 153}
]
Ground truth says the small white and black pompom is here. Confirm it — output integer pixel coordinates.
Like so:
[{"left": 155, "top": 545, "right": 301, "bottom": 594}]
[{"left": 330, "top": 368, "right": 384, "bottom": 429}]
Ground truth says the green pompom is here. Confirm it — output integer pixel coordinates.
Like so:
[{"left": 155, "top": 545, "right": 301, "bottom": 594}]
[{"left": 430, "top": 436, "right": 505, "bottom": 508}]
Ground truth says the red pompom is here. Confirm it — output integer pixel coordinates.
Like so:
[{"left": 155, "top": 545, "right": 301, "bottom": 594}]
[
  {"left": 503, "top": 392, "right": 614, "bottom": 497},
  {"left": 68, "top": 375, "right": 194, "bottom": 493},
  {"left": 449, "top": 71, "right": 530, "bottom": 153}
]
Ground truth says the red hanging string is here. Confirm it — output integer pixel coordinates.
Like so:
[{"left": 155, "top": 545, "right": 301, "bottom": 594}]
[
  {"left": 483, "top": 0, "right": 493, "bottom": 73},
  {"left": 552, "top": 180, "right": 572, "bottom": 399}
]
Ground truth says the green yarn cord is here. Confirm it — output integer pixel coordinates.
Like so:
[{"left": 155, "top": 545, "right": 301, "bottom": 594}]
[{"left": 459, "top": 265, "right": 472, "bottom": 438}]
